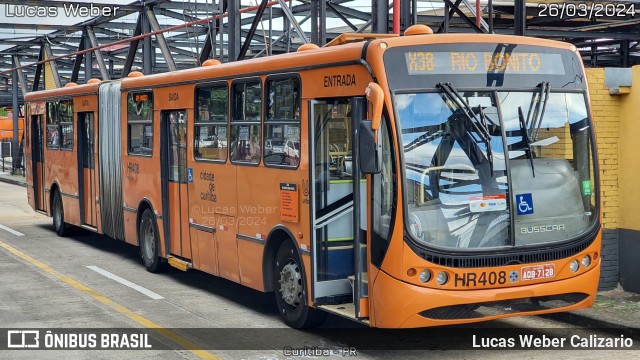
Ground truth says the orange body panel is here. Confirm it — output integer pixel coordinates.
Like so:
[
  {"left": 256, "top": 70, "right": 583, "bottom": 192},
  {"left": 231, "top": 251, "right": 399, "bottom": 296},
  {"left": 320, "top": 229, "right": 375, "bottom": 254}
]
[
  {"left": 238, "top": 240, "right": 265, "bottom": 291},
  {"left": 216, "top": 216, "right": 240, "bottom": 283}
]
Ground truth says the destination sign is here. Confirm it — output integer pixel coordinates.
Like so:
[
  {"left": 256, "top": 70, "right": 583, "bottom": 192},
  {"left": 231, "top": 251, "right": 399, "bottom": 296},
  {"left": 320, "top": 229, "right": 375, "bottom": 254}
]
[{"left": 404, "top": 51, "right": 565, "bottom": 76}]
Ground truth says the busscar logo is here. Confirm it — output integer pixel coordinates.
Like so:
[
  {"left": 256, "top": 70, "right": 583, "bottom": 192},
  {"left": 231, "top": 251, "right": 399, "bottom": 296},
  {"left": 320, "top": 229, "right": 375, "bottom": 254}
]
[{"left": 7, "top": 330, "right": 39, "bottom": 348}]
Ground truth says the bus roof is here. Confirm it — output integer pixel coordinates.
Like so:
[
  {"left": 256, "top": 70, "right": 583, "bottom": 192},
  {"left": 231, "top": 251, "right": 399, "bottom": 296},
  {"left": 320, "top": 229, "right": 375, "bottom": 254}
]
[{"left": 24, "top": 33, "right": 576, "bottom": 101}]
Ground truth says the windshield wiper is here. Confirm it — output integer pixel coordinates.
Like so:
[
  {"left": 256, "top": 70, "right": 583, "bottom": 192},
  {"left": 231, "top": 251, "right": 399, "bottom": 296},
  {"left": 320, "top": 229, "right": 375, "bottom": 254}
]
[
  {"left": 526, "top": 82, "right": 550, "bottom": 141},
  {"left": 518, "top": 82, "right": 551, "bottom": 177},
  {"left": 518, "top": 106, "right": 536, "bottom": 177},
  {"left": 437, "top": 82, "right": 493, "bottom": 173}
]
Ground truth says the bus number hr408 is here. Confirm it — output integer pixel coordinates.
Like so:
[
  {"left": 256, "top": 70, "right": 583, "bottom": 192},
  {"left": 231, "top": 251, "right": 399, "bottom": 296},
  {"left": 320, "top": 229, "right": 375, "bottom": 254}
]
[{"left": 454, "top": 271, "right": 507, "bottom": 287}]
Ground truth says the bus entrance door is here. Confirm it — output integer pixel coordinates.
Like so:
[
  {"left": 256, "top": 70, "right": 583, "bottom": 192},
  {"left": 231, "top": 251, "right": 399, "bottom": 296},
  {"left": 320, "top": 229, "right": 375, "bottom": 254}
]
[
  {"left": 30, "top": 115, "right": 46, "bottom": 212},
  {"left": 161, "top": 110, "right": 192, "bottom": 261},
  {"left": 310, "top": 98, "right": 368, "bottom": 319},
  {"left": 78, "top": 112, "right": 97, "bottom": 227}
]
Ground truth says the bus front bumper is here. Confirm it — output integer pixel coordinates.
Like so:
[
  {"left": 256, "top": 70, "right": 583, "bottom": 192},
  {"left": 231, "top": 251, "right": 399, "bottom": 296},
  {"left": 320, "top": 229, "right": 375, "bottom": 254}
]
[{"left": 371, "top": 260, "right": 600, "bottom": 328}]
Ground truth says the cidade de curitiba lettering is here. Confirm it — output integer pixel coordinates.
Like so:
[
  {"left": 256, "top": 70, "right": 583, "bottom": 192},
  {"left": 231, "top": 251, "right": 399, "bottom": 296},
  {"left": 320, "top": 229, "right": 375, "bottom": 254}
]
[
  {"left": 5, "top": 4, "right": 120, "bottom": 18},
  {"left": 472, "top": 334, "right": 634, "bottom": 349}
]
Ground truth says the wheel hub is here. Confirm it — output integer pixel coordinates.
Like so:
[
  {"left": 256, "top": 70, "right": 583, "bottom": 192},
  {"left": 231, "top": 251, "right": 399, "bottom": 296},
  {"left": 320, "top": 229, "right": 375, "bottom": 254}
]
[
  {"left": 143, "top": 221, "right": 154, "bottom": 260},
  {"left": 278, "top": 262, "right": 302, "bottom": 307},
  {"left": 54, "top": 196, "right": 61, "bottom": 228}
]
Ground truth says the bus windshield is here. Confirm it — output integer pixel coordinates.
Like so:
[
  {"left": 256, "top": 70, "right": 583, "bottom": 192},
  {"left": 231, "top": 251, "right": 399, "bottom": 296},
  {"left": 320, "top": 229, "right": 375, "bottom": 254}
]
[{"left": 398, "top": 89, "right": 596, "bottom": 249}]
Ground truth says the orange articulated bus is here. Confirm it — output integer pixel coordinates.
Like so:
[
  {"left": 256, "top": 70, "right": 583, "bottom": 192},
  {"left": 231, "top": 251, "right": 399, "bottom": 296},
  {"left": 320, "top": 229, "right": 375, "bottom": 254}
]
[
  {"left": 0, "top": 115, "right": 24, "bottom": 141},
  {"left": 23, "top": 25, "right": 601, "bottom": 329}
]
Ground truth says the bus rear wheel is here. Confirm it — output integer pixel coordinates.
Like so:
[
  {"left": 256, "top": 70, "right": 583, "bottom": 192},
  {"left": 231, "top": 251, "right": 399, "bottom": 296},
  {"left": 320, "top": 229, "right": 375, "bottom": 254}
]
[
  {"left": 139, "top": 209, "right": 162, "bottom": 273},
  {"left": 52, "top": 190, "right": 67, "bottom": 237},
  {"left": 273, "top": 242, "right": 326, "bottom": 329}
]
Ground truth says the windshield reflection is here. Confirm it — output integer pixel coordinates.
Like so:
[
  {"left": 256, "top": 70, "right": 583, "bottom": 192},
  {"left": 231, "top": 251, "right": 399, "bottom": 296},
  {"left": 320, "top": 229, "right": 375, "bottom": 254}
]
[{"left": 398, "top": 90, "right": 596, "bottom": 250}]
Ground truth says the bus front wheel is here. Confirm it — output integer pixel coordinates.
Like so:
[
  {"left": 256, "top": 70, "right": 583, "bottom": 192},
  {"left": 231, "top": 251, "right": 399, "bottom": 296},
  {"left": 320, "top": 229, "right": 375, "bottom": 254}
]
[
  {"left": 52, "top": 190, "right": 67, "bottom": 237},
  {"left": 273, "top": 241, "right": 326, "bottom": 329},
  {"left": 139, "top": 209, "right": 162, "bottom": 273}
]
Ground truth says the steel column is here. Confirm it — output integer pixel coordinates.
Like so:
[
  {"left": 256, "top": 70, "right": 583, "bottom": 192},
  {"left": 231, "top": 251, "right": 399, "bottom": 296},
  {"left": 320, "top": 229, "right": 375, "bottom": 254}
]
[
  {"left": 318, "top": 0, "right": 326, "bottom": 46},
  {"left": 32, "top": 46, "right": 43, "bottom": 91},
  {"left": 86, "top": 27, "right": 111, "bottom": 80},
  {"left": 268, "top": 6, "right": 273, "bottom": 56},
  {"left": 514, "top": 0, "right": 526, "bottom": 36},
  {"left": 12, "top": 55, "right": 26, "bottom": 95},
  {"left": 488, "top": 0, "right": 494, "bottom": 33},
  {"left": 145, "top": 7, "right": 177, "bottom": 71},
  {"left": 228, "top": 0, "right": 241, "bottom": 62},
  {"left": 11, "top": 55, "right": 19, "bottom": 174},
  {"left": 622, "top": 40, "right": 630, "bottom": 67},
  {"left": 400, "top": 0, "right": 412, "bottom": 31},
  {"left": 85, "top": 33, "right": 93, "bottom": 81},
  {"left": 43, "top": 42, "right": 62, "bottom": 88},
  {"left": 310, "top": 0, "right": 327, "bottom": 45},
  {"left": 311, "top": 0, "right": 318, "bottom": 44},
  {"left": 141, "top": 10, "right": 153, "bottom": 74},
  {"left": 70, "top": 35, "right": 85, "bottom": 83}
]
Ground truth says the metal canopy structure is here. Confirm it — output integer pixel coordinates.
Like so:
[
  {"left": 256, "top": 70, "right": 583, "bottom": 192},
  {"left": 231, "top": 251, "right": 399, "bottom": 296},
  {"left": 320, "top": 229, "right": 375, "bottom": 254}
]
[{"left": 0, "top": 0, "right": 639, "bottom": 106}]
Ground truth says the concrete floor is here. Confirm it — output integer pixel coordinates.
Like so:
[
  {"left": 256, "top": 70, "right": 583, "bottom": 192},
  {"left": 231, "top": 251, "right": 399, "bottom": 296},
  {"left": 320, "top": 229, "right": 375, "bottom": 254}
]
[{"left": 0, "top": 181, "right": 638, "bottom": 360}]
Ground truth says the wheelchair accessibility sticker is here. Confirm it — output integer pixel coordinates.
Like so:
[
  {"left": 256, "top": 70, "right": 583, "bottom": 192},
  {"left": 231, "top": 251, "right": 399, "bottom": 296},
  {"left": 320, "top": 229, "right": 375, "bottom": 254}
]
[{"left": 516, "top": 193, "right": 534, "bottom": 215}]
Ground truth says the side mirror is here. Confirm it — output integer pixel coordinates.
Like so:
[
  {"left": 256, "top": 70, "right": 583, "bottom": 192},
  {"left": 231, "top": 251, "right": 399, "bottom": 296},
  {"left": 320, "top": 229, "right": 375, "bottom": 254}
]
[{"left": 365, "top": 82, "right": 384, "bottom": 143}]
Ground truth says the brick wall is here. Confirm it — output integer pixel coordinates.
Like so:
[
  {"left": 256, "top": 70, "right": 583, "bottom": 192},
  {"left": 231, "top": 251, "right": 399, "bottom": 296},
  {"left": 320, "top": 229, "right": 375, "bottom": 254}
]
[{"left": 586, "top": 68, "right": 620, "bottom": 290}]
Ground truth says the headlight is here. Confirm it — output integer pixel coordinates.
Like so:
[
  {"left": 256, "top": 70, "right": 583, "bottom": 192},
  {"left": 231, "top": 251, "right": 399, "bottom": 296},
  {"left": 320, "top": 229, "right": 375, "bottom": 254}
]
[
  {"left": 582, "top": 255, "right": 591, "bottom": 268},
  {"left": 436, "top": 271, "right": 449, "bottom": 285},
  {"left": 409, "top": 213, "right": 424, "bottom": 241},
  {"left": 569, "top": 260, "right": 580, "bottom": 272},
  {"left": 419, "top": 270, "right": 431, "bottom": 283}
]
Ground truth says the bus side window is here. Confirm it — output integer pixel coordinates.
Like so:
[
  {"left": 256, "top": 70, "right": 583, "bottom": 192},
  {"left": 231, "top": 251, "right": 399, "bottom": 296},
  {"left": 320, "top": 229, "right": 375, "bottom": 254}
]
[
  {"left": 46, "top": 101, "right": 59, "bottom": 149},
  {"left": 230, "top": 79, "right": 262, "bottom": 164},
  {"left": 264, "top": 76, "right": 300, "bottom": 168},
  {"left": 59, "top": 99, "right": 74, "bottom": 150},
  {"left": 127, "top": 91, "right": 154, "bottom": 156},
  {"left": 194, "top": 84, "right": 228, "bottom": 162}
]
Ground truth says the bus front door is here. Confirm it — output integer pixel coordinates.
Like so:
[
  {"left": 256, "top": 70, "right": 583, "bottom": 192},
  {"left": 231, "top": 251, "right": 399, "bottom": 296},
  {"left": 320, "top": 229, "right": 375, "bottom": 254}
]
[
  {"left": 31, "top": 115, "right": 46, "bottom": 212},
  {"left": 310, "top": 98, "right": 368, "bottom": 319},
  {"left": 161, "top": 110, "right": 191, "bottom": 261},
  {"left": 78, "top": 112, "right": 97, "bottom": 227}
]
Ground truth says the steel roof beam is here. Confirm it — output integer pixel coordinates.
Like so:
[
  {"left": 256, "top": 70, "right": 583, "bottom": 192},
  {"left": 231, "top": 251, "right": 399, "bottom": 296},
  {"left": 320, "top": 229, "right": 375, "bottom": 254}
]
[
  {"left": 122, "top": 13, "right": 143, "bottom": 77},
  {"left": 145, "top": 7, "right": 177, "bottom": 71},
  {"left": 86, "top": 27, "right": 111, "bottom": 80},
  {"left": 238, "top": 0, "right": 270, "bottom": 60},
  {"left": 277, "top": 0, "right": 309, "bottom": 44}
]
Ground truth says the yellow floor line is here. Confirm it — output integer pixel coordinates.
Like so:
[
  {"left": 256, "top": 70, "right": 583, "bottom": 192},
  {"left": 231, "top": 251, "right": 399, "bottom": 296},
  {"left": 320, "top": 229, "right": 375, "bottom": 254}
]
[{"left": 0, "top": 239, "right": 219, "bottom": 360}]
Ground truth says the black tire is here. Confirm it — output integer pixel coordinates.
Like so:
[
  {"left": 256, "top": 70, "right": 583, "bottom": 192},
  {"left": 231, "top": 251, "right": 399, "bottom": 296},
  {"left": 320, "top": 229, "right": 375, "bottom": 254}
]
[
  {"left": 51, "top": 189, "right": 67, "bottom": 237},
  {"left": 139, "top": 208, "right": 162, "bottom": 273},
  {"left": 273, "top": 241, "right": 326, "bottom": 329}
]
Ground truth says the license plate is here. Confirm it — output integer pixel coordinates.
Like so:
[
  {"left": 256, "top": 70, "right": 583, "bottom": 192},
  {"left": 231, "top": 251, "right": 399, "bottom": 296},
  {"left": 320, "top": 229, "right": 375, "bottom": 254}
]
[{"left": 521, "top": 264, "right": 555, "bottom": 281}]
